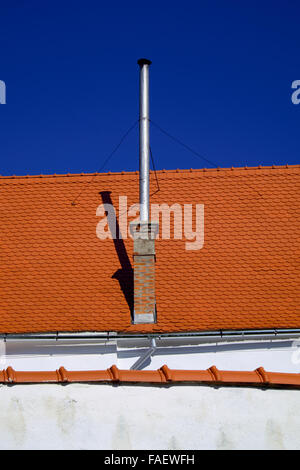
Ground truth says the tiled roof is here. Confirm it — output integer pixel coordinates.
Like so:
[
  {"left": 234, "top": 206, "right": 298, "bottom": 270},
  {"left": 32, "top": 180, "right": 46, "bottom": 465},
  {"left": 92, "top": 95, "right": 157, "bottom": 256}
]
[
  {"left": 0, "top": 165, "right": 299, "bottom": 333},
  {"left": 1, "top": 365, "right": 300, "bottom": 389}
]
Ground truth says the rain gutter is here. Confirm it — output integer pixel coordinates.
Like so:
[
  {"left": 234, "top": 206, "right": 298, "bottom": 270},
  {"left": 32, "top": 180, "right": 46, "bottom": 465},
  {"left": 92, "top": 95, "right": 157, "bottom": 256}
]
[{"left": 1, "top": 328, "right": 300, "bottom": 344}]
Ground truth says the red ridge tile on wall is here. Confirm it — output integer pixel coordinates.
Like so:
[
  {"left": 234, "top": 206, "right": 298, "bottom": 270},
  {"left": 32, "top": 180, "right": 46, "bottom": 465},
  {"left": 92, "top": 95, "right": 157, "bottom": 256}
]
[{"left": 1, "top": 365, "right": 300, "bottom": 388}]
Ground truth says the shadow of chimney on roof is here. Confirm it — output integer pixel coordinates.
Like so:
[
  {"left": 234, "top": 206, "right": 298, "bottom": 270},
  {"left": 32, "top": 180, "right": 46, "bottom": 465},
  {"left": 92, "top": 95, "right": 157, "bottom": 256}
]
[{"left": 99, "top": 191, "right": 134, "bottom": 321}]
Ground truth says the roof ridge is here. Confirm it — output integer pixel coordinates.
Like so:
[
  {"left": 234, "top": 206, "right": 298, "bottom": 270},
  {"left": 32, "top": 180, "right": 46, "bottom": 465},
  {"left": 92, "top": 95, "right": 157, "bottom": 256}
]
[{"left": 0, "top": 164, "right": 299, "bottom": 180}]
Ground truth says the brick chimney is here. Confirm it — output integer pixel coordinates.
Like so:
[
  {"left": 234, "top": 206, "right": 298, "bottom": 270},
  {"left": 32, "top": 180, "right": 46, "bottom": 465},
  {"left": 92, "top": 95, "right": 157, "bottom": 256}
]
[
  {"left": 130, "top": 58, "right": 158, "bottom": 324},
  {"left": 130, "top": 221, "right": 158, "bottom": 324}
]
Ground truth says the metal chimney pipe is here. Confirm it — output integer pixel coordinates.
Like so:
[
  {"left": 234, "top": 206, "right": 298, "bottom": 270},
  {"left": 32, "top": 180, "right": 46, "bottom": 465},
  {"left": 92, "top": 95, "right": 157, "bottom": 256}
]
[
  {"left": 130, "top": 59, "right": 158, "bottom": 325},
  {"left": 138, "top": 58, "right": 151, "bottom": 222}
]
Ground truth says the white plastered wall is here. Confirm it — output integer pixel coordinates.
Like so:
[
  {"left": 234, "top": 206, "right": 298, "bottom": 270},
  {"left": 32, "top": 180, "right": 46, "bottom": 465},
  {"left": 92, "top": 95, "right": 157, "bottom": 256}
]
[
  {"left": 0, "top": 337, "right": 300, "bottom": 450},
  {"left": 0, "top": 382, "right": 300, "bottom": 450}
]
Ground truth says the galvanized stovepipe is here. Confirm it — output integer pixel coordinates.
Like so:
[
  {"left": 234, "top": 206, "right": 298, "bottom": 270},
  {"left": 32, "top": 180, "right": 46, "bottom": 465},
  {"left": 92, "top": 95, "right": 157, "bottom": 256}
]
[{"left": 137, "top": 58, "right": 151, "bottom": 223}]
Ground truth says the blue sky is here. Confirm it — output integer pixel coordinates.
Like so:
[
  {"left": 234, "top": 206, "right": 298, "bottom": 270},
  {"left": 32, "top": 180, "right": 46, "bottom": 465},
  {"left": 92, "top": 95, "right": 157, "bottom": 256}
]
[{"left": 0, "top": 1, "right": 299, "bottom": 175}]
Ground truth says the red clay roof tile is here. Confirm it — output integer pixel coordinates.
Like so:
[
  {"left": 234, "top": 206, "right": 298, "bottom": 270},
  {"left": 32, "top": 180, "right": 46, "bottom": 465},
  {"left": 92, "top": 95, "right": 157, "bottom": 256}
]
[{"left": 0, "top": 165, "right": 299, "bottom": 333}]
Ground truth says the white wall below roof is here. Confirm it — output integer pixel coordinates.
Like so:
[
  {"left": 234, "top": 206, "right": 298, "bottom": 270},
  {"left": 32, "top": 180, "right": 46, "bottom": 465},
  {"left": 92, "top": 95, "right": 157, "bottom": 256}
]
[
  {"left": 0, "top": 382, "right": 300, "bottom": 450},
  {"left": 1, "top": 337, "right": 300, "bottom": 373},
  {"left": 1, "top": 338, "right": 300, "bottom": 450},
  {"left": 118, "top": 338, "right": 300, "bottom": 373}
]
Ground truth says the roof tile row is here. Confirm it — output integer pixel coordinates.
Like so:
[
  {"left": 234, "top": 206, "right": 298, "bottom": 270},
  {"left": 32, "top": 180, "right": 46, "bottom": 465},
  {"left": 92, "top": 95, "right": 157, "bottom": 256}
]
[{"left": 1, "top": 365, "right": 300, "bottom": 388}]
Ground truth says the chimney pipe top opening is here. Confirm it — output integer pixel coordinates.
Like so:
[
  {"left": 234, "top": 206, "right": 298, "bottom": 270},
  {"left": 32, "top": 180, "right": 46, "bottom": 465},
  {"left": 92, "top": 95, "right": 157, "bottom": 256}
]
[{"left": 137, "top": 58, "right": 152, "bottom": 67}]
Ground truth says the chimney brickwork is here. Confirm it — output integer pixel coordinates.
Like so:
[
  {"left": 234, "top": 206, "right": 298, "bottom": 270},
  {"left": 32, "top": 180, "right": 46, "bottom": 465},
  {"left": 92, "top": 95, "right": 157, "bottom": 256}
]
[
  {"left": 130, "top": 221, "right": 158, "bottom": 324},
  {"left": 133, "top": 254, "right": 156, "bottom": 317}
]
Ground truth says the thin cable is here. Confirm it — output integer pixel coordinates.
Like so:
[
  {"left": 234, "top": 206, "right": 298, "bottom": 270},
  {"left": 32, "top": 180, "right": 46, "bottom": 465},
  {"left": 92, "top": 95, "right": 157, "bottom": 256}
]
[
  {"left": 71, "top": 120, "right": 139, "bottom": 205},
  {"left": 150, "top": 119, "right": 263, "bottom": 197},
  {"left": 149, "top": 146, "right": 160, "bottom": 193},
  {"left": 150, "top": 119, "right": 219, "bottom": 168}
]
